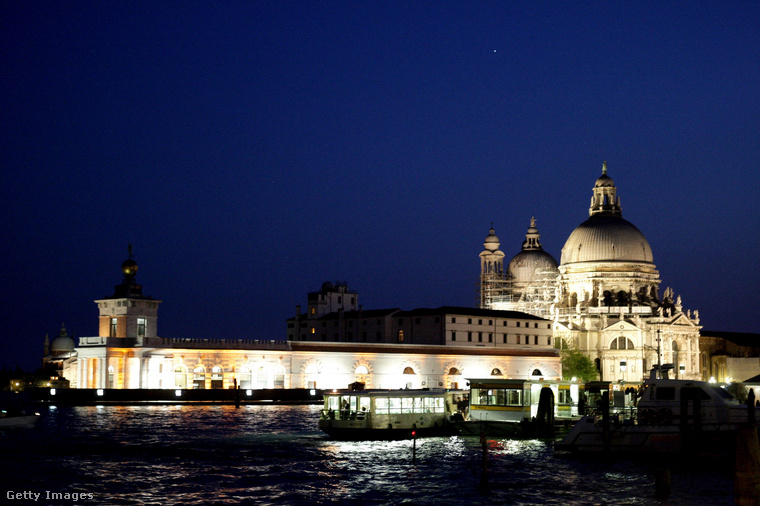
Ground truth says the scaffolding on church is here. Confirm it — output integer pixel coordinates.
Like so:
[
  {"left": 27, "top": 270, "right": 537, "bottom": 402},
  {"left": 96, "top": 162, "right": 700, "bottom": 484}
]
[{"left": 479, "top": 269, "right": 559, "bottom": 319}]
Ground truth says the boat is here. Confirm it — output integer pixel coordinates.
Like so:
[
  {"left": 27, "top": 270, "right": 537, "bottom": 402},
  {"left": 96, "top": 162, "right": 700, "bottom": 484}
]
[
  {"left": 0, "top": 407, "right": 40, "bottom": 429},
  {"left": 554, "top": 365, "right": 760, "bottom": 454},
  {"left": 318, "top": 388, "right": 466, "bottom": 439},
  {"left": 450, "top": 378, "right": 583, "bottom": 438}
]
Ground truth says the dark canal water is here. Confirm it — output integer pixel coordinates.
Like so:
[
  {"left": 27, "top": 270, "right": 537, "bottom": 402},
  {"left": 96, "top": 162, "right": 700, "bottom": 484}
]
[{"left": 0, "top": 404, "right": 735, "bottom": 505}]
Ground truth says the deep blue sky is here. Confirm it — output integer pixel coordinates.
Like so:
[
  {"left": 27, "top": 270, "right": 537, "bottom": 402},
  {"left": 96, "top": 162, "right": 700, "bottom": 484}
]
[{"left": 2, "top": 2, "right": 758, "bottom": 371}]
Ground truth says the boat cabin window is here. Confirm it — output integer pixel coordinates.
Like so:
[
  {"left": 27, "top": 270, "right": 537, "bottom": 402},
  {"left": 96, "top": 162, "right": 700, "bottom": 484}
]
[
  {"left": 372, "top": 396, "right": 444, "bottom": 414},
  {"left": 471, "top": 387, "right": 523, "bottom": 406},
  {"left": 655, "top": 387, "right": 676, "bottom": 401}
]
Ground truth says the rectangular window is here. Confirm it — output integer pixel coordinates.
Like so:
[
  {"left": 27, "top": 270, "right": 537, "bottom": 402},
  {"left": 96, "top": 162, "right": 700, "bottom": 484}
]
[
  {"left": 478, "top": 319, "right": 483, "bottom": 325},
  {"left": 534, "top": 323, "right": 538, "bottom": 329},
  {"left": 451, "top": 331, "right": 456, "bottom": 342},
  {"left": 468, "top": 332, "right": 472, "bottom": 342},
  {"left": 503, "top": 321, "right": 507, "bottom": 326},
  {"left": 478, "top": 332, "right": 483, "bottom": 342},
  {"left": 398, "top": 330, "right": 404, "bottom": 342},
  {"left": 468, "top": 318, "right": 472, "bottom": 324},
  {"left": 503, "top": 334, "right": 507, "bottom": 344},
  {"left": 110, "top": 318, "right": 118, "bottom": 337},
  {"left": 516, "top": 322, "right": 520, "bottom": 328},
  {"left": 451, "top": 317, "right": 456, "bottom": 323},
  {"left": 137, "top": 318, "right": 146, "bottom": 338},
  {"left": 488, "top": 333, "right": 493, "bottom": 343},
  {"left": 488, "top": 320, "right": 493, "bottom": 325},
  {"left": 534, "top": 335, "right": 538, "bottom": 345}
]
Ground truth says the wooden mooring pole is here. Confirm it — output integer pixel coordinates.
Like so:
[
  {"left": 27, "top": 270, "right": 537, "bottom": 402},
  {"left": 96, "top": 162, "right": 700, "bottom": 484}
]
[{"left": 735, "top": 389, "right": 760, "bottom": 505}]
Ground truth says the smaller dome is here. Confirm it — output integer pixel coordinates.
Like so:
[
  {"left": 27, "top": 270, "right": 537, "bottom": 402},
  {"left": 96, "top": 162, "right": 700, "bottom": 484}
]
[
  {"left": 508, "top": 250, "right": 559, "bottom": 283},
  {"left": 484, "top": 227, "right": 500, "bottom": 252},
  {"left": 507, "top": 217, "right": 559, "bottom": 283},
  {"left": 51, "top": 324, "right": 75, "bottom": 353}
]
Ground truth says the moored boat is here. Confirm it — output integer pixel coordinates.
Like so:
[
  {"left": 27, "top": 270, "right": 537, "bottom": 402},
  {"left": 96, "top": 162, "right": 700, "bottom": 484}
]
[
  {"left": 0, "top": 407, "right": 40, "bottom": 429},
  {"left": 318, "top": 388, "right": 466, "bottom": 439},
  {"left": 554, "top": 366, "right": 760, "bottom": 454},
  {"left": 451, "top": 378, "right": 582, "bottom": 438}
]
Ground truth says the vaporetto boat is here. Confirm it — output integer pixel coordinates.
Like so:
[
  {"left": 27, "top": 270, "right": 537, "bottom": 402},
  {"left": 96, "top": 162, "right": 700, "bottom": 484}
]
[
  {"left": 554, "top": 365, "right": 760, "bottom": 454},
  {"left": 318, "top": 388, "right": 466, "bottom": 439},
  {"left": 450, "top": 378, "right": 583, "bottom": 437}
]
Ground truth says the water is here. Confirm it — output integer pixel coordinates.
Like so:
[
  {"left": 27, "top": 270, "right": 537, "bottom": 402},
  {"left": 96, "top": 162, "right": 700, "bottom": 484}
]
[{"left": 0, "top": 404, "right": 735, "bottom": 505}]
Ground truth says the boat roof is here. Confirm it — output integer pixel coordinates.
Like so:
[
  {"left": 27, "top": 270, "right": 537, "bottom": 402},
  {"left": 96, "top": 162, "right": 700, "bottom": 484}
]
[{"left": 323, "top": 389, "right": 462, "bottom": 397}]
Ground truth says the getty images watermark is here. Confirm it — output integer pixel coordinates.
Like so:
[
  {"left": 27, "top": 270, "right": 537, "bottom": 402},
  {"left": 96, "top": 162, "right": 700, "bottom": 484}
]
[{"left": 7, "top": 491, "right": 94, "bottom": 502}]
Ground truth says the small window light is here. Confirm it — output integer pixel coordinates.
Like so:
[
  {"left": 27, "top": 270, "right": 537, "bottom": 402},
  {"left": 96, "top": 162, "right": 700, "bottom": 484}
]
[
  {"left": 97, "top": 389, "right": 104, "bottom": 396},
  {"left": 246, "top": 389, "right": 253, "bottom": 396},
  {"left": 50, "top": 388, "right": 56, "bottom": 396},
  {"left": 175, "top": 389, "right": 182, "bottom": 397}
]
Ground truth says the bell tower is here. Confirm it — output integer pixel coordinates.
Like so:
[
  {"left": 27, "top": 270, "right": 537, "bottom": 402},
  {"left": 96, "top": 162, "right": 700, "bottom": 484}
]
[
  {"left": 479, "top": 225, "right": 505, "bottom": 308},
  {"left": 94, "top": 245, "right": 161, "bottom": 345}
]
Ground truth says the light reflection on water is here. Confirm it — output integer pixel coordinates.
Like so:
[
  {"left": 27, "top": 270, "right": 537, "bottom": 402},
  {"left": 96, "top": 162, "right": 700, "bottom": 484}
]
[{"left": 0, "top": 404, "right": 734, "bottom": 505}]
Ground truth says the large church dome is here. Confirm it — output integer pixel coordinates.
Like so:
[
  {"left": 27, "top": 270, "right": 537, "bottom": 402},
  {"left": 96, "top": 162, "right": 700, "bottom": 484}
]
[
  {"left": 561, "top": 215, "right": 653, "bottom": 264},
  {"left": 560, "top": 163, "right": 654, "bottom": 266}
]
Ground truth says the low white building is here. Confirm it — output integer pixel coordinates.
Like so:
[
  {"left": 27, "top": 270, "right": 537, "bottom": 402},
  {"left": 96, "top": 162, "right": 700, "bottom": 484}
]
[{"left": 48, "top": 254, "right": 560, "bottom": 391}]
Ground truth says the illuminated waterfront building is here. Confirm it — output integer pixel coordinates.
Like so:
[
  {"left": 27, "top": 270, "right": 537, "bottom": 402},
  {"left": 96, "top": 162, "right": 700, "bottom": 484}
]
[
  {"left": 480, "top": 164, "right": 701, "bottom": 383},
  {"left": 47, "top": 255, "right": 560, "bottom": 390}
]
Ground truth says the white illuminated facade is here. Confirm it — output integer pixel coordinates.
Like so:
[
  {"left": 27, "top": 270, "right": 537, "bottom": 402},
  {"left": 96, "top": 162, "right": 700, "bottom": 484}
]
[
  {"left": 479, "top": 163, "right": 701, "bottom": 383},
  {"left": 47, "top": 253, "right": 561, "bottom": 390}
]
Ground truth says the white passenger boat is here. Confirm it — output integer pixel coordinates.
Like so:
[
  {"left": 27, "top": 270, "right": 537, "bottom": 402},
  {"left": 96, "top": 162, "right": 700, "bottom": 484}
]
[
  {"left": 318, "top": 389, "right": 466, "bottom": 439},
  {"left": 555, "top": 366, "right": 760, "bottom": 454},
  {"left": 450, "top": 378, "right": 582, "bottom": 437}
]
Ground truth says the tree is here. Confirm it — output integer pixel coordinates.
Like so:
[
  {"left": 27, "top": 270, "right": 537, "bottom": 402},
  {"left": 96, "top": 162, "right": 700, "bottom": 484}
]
[
  {"left": 555, "top": 337, "right": 598, "bottom": 382},
  {"left": 727, "top": 382, "right": 749, "bottom": 403}
]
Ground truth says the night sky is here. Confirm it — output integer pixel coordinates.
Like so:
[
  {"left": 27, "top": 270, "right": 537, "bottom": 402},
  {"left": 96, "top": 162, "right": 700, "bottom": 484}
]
[{"left": 2, "top": 2, "right": 758, "bottom": 371}]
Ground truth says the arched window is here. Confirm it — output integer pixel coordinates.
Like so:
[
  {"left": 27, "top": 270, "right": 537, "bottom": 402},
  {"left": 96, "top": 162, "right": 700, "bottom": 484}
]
[
  {"left": 397, "top": 330, "right": 404, "bottom": 342},
  {"left": 238, "top": 366, "right": 252, "bottom": 389},
  {"left": 448, "top": 367, "right": 461, "bottom": 375},
  {"left": 531, "top": 369, "right": 542, "bottom": 376},
  {"left": 211, "top": 366, "right": 223, "bottom": 389},
  {"left": 610, "top": 336, "right": 635, "bottom": 350},
  {"left": 193, "top": 365, "right": 205, "bottom": 389},
  {"left": 174, "top": 365, "right": 187, "bottom": 389},
  {"left": 403, "top": 367, "right": 415, "bottom": 375},
  {"left": 491, "top": 368, "right": 502, "bottom": 376},
  {"left": 355, "top": 365, "right": 369, "bottom": 375}
]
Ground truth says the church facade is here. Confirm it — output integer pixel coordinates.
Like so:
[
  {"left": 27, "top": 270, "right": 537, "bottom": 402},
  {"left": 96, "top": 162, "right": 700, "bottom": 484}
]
[{"left": 480, "top": 163, "right": 701, "bottom": 383}]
